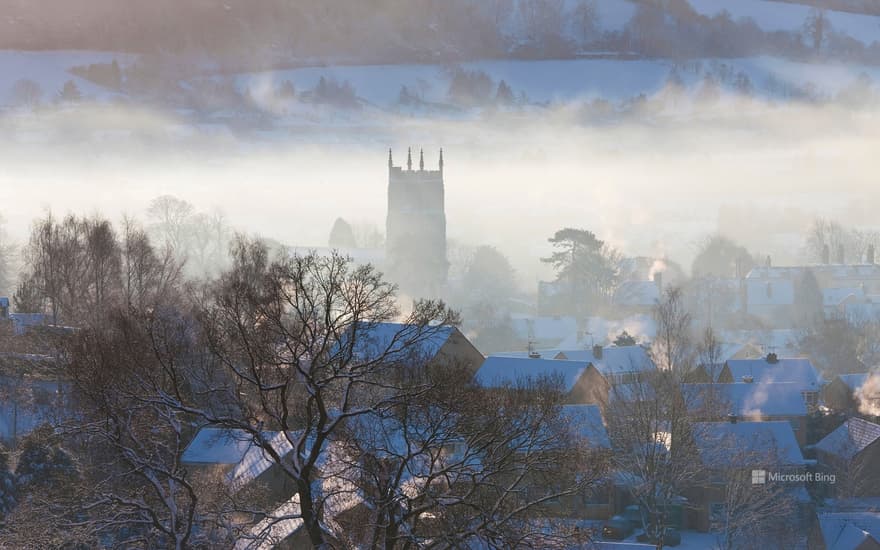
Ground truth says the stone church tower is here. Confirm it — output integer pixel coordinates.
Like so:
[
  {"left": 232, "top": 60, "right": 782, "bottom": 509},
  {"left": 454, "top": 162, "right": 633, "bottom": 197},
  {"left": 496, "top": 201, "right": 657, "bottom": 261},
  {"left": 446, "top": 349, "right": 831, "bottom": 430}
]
[{"left": 386, "top": 148, "right": 448, "bottom": 297}]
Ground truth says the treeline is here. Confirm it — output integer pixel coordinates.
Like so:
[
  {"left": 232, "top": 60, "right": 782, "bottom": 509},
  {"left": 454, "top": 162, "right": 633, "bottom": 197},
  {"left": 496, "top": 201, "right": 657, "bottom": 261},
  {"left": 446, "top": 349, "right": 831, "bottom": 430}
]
[{"left": 2, "top": 0, "right": 880, "bottom": 68}]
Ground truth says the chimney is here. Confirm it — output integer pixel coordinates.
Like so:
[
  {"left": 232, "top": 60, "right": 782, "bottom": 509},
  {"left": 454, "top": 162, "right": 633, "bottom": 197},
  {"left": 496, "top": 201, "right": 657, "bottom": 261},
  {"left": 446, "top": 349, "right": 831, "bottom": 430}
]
[
  {"left": 528, "top": 350, "right": 541, "bottom": 359},
  {"left": 727, "top": 413, "right": 738, "bottom": 424},
  {"left": 593, "top": 344, "right": 603, "bottom": 360},
  {"left": 653, "top": 271, "right": 663, "bottom": 294},
  {"left": 868, "top": 245, "right": 875, "bottom": 265},
  {"left": 837, "top": 245, "right": 845, "bottom": 265},
  {"left": 822, "top": 244, "right": 830, "bottom": 264},
  {"left": 765, "top": 255, "right": 772, "bottom": 268},
  {"left": 766, "top": 352, "right": 778, "bottom": 364},
  {"left": 742, "top": 375, "right": 754, "bottom": 383}
]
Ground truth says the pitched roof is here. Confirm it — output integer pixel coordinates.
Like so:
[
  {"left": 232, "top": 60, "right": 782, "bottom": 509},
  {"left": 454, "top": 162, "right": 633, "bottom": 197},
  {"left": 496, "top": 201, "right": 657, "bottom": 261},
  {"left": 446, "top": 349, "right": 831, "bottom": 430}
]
[
  {"left": 824, "top": 287, "right": 866, "bottom": 307},
  {"left": 725, "top": 357, "right": 823, "bottom": 391},
  {"left": 815, "top": 418, "right": 880, "bottom": 461},
  {"left": 475, "top": 356, "right": 589, "bottom": 393},
  {"left": 837, "top": 373, "right": 869, "bottom": 392},
  {"left": 341, "top": 322, "right": 456, "bottom": 364},
  {"left": 819, "top": 512, "right": 880, "bottom": 550},
  {"left": 683, "top": 382, "right": 809, "bottom": 417},
  {"left": 181, "top": 428, "right": 256, "bottom": 465},
  {"left": 553, "top": 346, "right": 656, "bottom": 376},
  {"left": 561, "top": 404, "right": 611, "bottom": 450},
  {"left": 229, "top": 431, "right": 300, "bottom": 490},
  {"left": 692, "top": 421, "right": 805, "bottom": 467}
]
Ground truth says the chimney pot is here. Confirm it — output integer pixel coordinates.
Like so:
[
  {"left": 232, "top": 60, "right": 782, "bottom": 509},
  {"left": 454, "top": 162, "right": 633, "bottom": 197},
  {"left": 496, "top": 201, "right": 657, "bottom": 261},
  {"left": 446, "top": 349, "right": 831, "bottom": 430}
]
[
  {"left": 593, "top": 344, "right": 603, "bottom": 360},
  {"left": 766, "top": 352, "right": 778, "bottom": 364},
  {"left": 727, "top": 413, "right": 738, "bottom": 424}
]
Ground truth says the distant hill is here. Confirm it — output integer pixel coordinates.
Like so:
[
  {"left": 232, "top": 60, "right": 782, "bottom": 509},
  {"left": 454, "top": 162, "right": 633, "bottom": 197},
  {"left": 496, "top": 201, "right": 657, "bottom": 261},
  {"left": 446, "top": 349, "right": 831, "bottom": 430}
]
[
  {"left": 0, "top": 0, "right": 878, "bottom": 69},
  {"left": 767, "top": 0, "right": 880, "bottom": 16}
]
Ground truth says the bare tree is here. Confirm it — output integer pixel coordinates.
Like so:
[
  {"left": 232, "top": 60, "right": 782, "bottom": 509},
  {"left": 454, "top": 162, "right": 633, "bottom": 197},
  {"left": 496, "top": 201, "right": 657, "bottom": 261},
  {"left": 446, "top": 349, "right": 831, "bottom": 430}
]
[
  {"left": 652, "top": 286, "right": 695, "bottom": 376},
  {"left": 606, "top": 369, "right": 701, "bottom": 548},
  {"left": 147, "top": 195, "right": 195, "bottom": 256},
  {"left": 696, "top": 326, "right": 724, "bottom": 382}
]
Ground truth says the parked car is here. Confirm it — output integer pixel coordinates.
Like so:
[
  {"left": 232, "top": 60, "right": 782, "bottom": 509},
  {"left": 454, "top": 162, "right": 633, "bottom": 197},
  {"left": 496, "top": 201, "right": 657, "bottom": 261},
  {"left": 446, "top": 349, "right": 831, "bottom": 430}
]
[{"left": 602, "top": 515, "right": 635, "bottom": 540}]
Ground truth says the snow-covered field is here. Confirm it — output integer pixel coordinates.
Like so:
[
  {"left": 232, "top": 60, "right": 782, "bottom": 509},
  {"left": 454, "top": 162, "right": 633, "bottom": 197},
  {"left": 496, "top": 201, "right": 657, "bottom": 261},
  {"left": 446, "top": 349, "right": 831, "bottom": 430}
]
[{"left": 689, "top": 0, "right": 880, "bottom": 45}]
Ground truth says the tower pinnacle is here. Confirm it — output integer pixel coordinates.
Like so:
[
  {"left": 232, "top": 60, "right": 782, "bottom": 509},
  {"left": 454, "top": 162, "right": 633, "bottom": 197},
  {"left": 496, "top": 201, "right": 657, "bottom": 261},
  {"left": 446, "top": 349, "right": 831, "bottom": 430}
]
[
  {"left": 439, "top": 148, "right": 444, "bottom": 172},
  {"left": 407, "top": 147, "right": 412, "bottom": 171},
  {"left": 419, "top": 148, "right": 424, "bottom": 171},
  {"left": 388, "top": 148, "right": 393, "bottom": 169}
]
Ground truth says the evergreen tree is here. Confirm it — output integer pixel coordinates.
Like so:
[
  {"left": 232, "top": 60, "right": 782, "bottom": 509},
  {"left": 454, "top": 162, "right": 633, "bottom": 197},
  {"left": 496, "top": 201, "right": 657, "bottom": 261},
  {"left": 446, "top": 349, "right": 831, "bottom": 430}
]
[
  {"left": 15, "top": 425, "right": 78, "bottom": 489},
  {"left": 328, "top": 217, "right": 357, "bottom": 248},
  {"left": 614, "top": 330, "right": 637, "bottom": 347},
  {"left": 58, "top": 80, "right": 82, "bottom": 102}
]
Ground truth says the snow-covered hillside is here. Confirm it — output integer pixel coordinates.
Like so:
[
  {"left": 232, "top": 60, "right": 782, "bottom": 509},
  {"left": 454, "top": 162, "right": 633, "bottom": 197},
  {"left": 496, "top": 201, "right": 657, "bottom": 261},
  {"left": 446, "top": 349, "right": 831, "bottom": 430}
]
[
  {"left": 0, "top": 51, "right": 133, "bottom": 104},
  {"left": 688, "top": 0, "right": 880, "bottom": 44}
]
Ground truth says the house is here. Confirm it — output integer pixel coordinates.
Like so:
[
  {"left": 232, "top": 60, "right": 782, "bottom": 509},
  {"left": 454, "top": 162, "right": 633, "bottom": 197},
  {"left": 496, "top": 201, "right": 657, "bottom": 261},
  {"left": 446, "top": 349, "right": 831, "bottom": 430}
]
[
  {"left": 475, "top": 356, "right": 599, "bottom": 403},
  {"left": 611, "top": 276, "right": 661, "bottom": 315},
  {"left": 686, "top": 420, "right": 808, "bottom": 533},
  {"left": 811, "top": 512, "right": 880, "bottom": 550},
  {"left": 476, "top": 346, "right": 656, "bottom": 409},
  {"left": 553, "top": 345, "right": 656, "bottom": 386},
  {"left": 815, "top": 418, "right": 880, "bottom": 497},
  {"left": 745, "top": 264, "right": 880, "bottom": 326},
  {"left": 342, "top": 322, "right": 484, "bottom": 375},
  {"left": 824, "top": 374, "right": 875, "bottom": 413},
  {"left": 546, "top": 405, "right": 614, "bottom": 521},
  {"left": 682, "top": 382, "right": 810, "bottom": 446},
  {"left": 719, "top": 354, "right": 824, "bottom": 412},
  {"left": 689, "top": 341, "right": 763, "bottom": 383}
]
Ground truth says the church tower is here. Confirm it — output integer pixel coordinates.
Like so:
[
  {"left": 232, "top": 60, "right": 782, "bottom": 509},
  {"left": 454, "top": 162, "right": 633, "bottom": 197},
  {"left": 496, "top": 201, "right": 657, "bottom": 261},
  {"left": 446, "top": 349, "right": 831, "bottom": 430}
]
[{"left": 386, "top": 148, "right": 448, "bottom": 297}]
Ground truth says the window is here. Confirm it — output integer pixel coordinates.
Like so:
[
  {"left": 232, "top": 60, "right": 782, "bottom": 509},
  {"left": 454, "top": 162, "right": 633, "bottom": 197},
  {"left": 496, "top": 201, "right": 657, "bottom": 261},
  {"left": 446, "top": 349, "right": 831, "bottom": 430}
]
[{"left": 802, "top": 391, "right": 818, "bottom": 410}]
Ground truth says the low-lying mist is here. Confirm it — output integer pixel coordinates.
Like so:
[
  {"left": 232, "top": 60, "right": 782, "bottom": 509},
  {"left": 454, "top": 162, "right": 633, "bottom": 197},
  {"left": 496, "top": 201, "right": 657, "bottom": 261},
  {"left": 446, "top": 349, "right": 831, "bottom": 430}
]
[{"left": 2, "top": 90, "right": 879, "bottom": 286}]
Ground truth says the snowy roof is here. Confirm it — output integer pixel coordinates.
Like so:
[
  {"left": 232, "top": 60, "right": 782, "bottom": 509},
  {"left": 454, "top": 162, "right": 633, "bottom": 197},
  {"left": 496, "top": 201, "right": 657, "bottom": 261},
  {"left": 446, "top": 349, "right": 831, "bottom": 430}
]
[
  {"left": 746, "top": 264, "right": 880, "bottom": 281},
  {"left": 815, "top": 418, "right": 880, "bottom": 461},
  {"left": 837, "top": 373, "right": 869, "bottom": 392},
  {"left": 475, "top": 356, "right": 589, "bottom": 393},
  {"left": 612, "top": 280, "right": 660, "bottom": 307},
  {"left": 692, "top": 421, "right": 805, "bottom": 467},
  {"left": 341, "top": 322, "right": 456, "bottom": 364},
  {"left": 719, "top": 329, "right": 802, "bottom": 357},
  {"left": 683, "top": 382, "right": 809, "bottom": 417},
  {"left": 725, "top": 357, "right": 822, "bottom": 391},
  {"left": 181, "top": 428, "right": 256, "bottom": 465},
  {"left": 553, "top": 346, "right": 656, "bottom": 376},
  {"left": 819, "top": 512, "right": 880, "bottom": 550},
  {"left": 561, "top": 404, "right": 611, "bottom": 450},
  {"left": 235, "top": 496, "right": 303, "bottom": 550},
  {"left": 824, "top": 287, "right": 865, "bottom": 307},
  {"left": 229, "top": 431, "right": 301, "bottom": 491}
]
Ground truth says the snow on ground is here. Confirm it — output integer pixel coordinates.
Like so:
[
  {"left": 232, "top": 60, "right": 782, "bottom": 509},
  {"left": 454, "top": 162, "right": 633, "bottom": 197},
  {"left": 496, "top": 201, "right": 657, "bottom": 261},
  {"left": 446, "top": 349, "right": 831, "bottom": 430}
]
[
  {"left": 688, "top": 0, "right": 880, "bottom": 45},
  {"left": 0, "top": 50, "right": 132, "bottom": 104}
]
